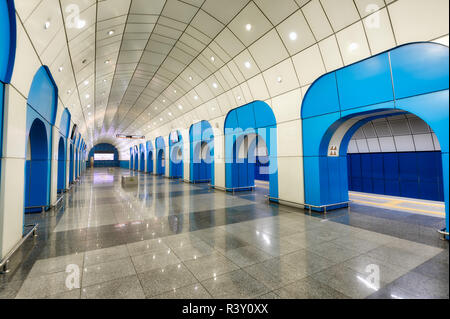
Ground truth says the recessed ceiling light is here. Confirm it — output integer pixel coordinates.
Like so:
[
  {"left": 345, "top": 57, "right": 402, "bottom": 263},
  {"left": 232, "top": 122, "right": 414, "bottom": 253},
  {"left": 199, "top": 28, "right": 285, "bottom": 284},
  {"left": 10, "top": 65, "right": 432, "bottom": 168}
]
[
  {"left": 237, "top": 96, "right": 242, "bottom": 100},
  {"left": 103, "top": 79, "right": 107, "bottom": 83},
  {"left": 87, "top": 104, "right": 91, "bottom": 108},
  {"left": 193, "top": 95, "right": 198, "bottom": 100},
  {"left": 58, "top": 66, "right": 63, "bottom": 72},
  {"left": 104, "top": 60, "right": 111, "bottom": 64},
  {"left": 244, "top": 61, "right": 251, "bottom": 69},
  {"left": 160, "top": 118, "right": 163, "bottom": 121},
  {"left": 67, "top": 90, "right": 71, "bottom": 95},
  {"left": 168, "top": 112, "right": 172, "bottom": 116},
  {"left": 188, "top": 76, "right": 193, "bottom": 81},
  {"left": 85, "top": 94, "right": 90, "bottom": 99},
  {"left": 84, "top": 80, "right": 89, "bottom": 86},
  {"left": 210, "top": 56, "right": 215, "bottom": 62},
  {"left": 162, "top": 100, "right": 166, "bottom": 103},
  {"left": 245, "top": 24, "right": 252, "bottom": 31},
  {"left": 173, "top": 90, "right": 177, "bottom": 94},
  {"left": 276, "top": 76, "right": 283, "bottom": 83},
  {"left": 178, "top": 104, "right": 183, "bottom": 109},
  {"left": 289, "top": 32, "right": 298, "bottom": 41},
  {"left": 44, "top": 21, "right": 51, "bottom": 30},
  {"left": 76, "top": 19, "right": 86, "bottom": 29},
  {"left": 212, "top": 83, "right": 218, "bottom": 89},
  {"left": 349, "top": 42, "right": 359, "bottom": 52},
  {"left": 108, "top": 30, "right": 115, "bottom": 36}
]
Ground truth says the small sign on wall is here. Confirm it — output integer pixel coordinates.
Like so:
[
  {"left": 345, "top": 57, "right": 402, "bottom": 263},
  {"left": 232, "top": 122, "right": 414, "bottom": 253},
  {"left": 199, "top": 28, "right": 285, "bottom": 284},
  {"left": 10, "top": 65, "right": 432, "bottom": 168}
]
[{"left": 328, "top": 145, "right": 339, "bottom": 157}]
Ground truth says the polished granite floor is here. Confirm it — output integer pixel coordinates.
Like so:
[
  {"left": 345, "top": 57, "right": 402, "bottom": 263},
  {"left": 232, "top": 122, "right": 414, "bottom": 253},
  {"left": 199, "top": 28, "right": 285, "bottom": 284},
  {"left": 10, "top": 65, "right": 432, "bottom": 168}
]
[{"left": 0, "top": 168, "right": 448, "bottom": 299}]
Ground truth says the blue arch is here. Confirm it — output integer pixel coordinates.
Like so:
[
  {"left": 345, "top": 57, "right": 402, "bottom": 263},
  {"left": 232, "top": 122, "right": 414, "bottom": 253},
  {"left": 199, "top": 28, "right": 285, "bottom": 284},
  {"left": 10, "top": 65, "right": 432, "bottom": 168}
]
[
  {"left": 169, "top": 130, "right": 183, "bottom": 178},
  {"left": 146, "top": 141, "right": 154, "bottom": 173},
  {"left": 224, "top": 100, "right": 278, "bottom": 198},
  {"left": 190, "top": 121, "right": 214, "bottom": 183},
  {"left": 133, "top": 145, "right": 138, "bottom": 171},
  {"left": 24, "top": 118, "right": 50, "bottom": 214},
  {"left": 88, "top": 143, "right": 119, "bottom": 167},
  {"left": 25, "top": 66, "right": 58, "bottom": 214},
  {"left": 155, "top": 137, "right": 165, "bottom": 175},
  {"left": 301, "top": 42, "right": 449, "bottom": 233},
  {"left": 139, "top": 143, "right": 145, "bottom": 171},
  {"left": 0, "top": 0, "right": 16, "bottom": 84},
  {"left": 57, "top": 136, "right": 66, "bottom": 192}
]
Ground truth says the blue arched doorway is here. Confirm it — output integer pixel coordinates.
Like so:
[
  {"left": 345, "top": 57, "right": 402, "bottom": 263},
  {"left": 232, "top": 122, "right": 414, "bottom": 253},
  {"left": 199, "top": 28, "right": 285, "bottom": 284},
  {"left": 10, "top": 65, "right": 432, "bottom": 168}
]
[
  {"left": 24, "top": 66, "right": 57, "bottom": 214},
  {"left": 133, "top": 146, "right": 138, "bottom": 171},
  {"left": 169, "top": 130, "right": 183, "bottom": 178},
  {"left": 147, "top": 141, "right": 154, "bottom": 173},
  {"left": 224, "top": 101, "right": 278, "bottom": 198},
  {"left": 57, "top": 137, "right": 65, "bottom": 192},
  {"left": 155, "top": 137, "right": 165, "bottom": 175},
  {"left": 301, "top": 42, "right": 449, "bottom": 234},
  {"left": 139, "top": 144, "right": 145, "bottom": 172},
  {"left": 190, "top": 121, "right": 214, "bottom": 183}
]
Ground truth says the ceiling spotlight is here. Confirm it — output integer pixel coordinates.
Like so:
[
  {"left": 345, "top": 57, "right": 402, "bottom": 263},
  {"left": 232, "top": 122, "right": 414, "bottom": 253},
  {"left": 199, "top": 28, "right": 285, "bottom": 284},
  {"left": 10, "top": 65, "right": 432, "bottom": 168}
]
[
  {"left": 210, "top": 56, "right": 215, "bottom": 62},
  {"left": 44, "top": 21, "right": 51, "bottom": 30},
  {"left": 193, "top": 95, "right": 198, "bottom": 100},
  {"left": 276, "top": 76, "right": 283, "bottom": 83},
  {"left": 58, "top": 66, "right": 63, "bottom": 72},
  {"left": 188, "top": 76, "right": 193, "bottom": 81},
  {"left": 245, "top": 24, "right": 252, "bottom": 31},
  {"left": 67, "top": 90, "right": 72, "bottom": 95},
  {"left": 178, "top": 104, "right": 183, "bottom": 109},
  {"left": 289, "top": 32, "right": 298, "bottom": 41},
  {"left": 76, "top": 19, "right": 86, "bottom": 29},
  {"left": 108, "top": 30, "right": 115, "bottom": 36},
  {"left": 103, "top": 79, "right": 107, "bottom": 83},
  {"left": 104, "top": 59, "right": 111, "bottom": 64},
  {"left": 237, "top": 96, "right": 242, "bottom": 100},
  {"left": 173, "top": 90, "right": 177, "bottom": 94},
  {"left": 88, "top": 112, "right": 91, "bottom": 116},
  {"left": 212, "top": 82, "right": 218, "bottom": 89},
  {"left": 349, "top": 42, "right": 359, "bottom": 52},
  {"left": 87, "top": 104, "right": 91, "bottom": 108},
  {"left": 168, "top": 112, "right": 172, "bottom": 116},
  {"left": 160, "top": 118, "right": 163, "bottom": 121},
  {"left": 244, "top": 61, "right": 251, "bottom": 69},
  {"left": 84, "top": 80, "right": 89, "bottom": 86},
  {"left": 85, "top": 94, "right": 90, "bottom": 99},
  {"left": 162, "top": 99, "right": 166, "bottom": 103}
]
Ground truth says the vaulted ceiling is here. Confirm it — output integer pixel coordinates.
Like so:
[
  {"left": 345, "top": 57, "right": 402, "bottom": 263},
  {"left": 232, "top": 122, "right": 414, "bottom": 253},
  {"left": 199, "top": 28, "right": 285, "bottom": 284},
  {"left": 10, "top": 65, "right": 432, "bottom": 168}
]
[{"left": 15, "top": 0, "right": 449, "bottom": 156}]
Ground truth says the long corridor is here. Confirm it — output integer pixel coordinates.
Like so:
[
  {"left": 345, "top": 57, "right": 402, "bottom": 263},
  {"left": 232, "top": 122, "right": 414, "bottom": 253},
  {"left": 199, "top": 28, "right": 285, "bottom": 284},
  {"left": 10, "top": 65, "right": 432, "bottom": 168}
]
[{"left": 1, "top": 168, "right": 447, "bottom": 299}]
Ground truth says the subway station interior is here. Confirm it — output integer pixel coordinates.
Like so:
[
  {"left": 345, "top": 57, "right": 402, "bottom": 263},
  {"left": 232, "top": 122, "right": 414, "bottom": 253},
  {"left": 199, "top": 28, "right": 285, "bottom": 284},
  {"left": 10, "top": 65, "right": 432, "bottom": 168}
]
[{"left": 0, "top": 0, "right": 448, "bottom": 301}]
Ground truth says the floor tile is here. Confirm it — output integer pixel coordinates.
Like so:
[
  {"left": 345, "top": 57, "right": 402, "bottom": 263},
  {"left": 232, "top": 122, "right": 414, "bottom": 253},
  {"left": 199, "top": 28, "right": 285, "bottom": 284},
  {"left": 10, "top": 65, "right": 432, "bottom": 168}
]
[
  {"left": 82, "top": 257, "right": 136, "bottom": 287},
  {"left": 202, "top": 269, "right": 270, "bottom": 299},
  {"left": 183, "top": 252, "right": 239, "bottom": 281},
  {"left": 81, "top": 275, "right": 145, "bottom": 299},
  {"left": 275, "top": 277, "right": 349, "bottom": 299}
]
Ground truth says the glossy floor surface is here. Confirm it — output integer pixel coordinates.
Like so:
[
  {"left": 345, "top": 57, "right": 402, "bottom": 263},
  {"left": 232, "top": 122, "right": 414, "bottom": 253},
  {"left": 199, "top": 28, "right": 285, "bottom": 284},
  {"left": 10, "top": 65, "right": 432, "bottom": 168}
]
[{"left": 1, "top": 168, "right": 448, "bottom": 299}]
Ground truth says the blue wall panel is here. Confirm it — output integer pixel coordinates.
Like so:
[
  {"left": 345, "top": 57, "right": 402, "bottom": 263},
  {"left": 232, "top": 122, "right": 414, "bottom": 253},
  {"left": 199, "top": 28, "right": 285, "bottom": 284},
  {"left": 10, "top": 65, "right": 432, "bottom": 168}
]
[
  {"left": 0, "top": 0, "right": 16, "bottom": 84},
  {"left": 190, "top": 121, "right": 214, "bottom": 183},
  {"left": 348, "top": 152, "right": 444, "bottom": 202}
]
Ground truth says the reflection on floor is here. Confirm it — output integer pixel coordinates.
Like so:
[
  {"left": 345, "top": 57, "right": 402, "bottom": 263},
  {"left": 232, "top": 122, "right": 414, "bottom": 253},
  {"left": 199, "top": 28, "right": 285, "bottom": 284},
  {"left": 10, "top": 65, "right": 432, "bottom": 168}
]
[
  {"left": 349, "top": 192, "right": 446, "bottom": 218},
  {"left": 0, "top": 168, "right": 448, "bottom": 299}
]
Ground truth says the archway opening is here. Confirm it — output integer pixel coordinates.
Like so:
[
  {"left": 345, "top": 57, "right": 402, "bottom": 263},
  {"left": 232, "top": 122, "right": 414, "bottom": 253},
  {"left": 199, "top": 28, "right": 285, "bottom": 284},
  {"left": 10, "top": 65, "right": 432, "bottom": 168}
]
[
  {"left": 326, "top": 110, "right": 446, "bottom": 223},
  {"left": 169, "top": 131, "right": 183, "bottom": 179},
  {"left": 69, "top": 143, "right": 74, "bottom": 183},
  {"left": 224, "top": 101, "right": 278, "bottom": 199},
  {"left": 190, "top": 120, "right": 214, "bottom": 184},
  {"left": 140, "top": 151, "right": 145, "bottom": 171},
  {"left": 24, "top": 118, "right": 49, "bottom": 213},
  {"left": 147, "top": 150, "right": 153, "bottom": 173},
  {"left": 57, "top": 137, "right": 65, "bottom": 193},
  {"left": 232, "top": 133, "right": 271, "bottom": 196},
  {"left": 157, "top": 149, "right": 165, "bottom": 175}
]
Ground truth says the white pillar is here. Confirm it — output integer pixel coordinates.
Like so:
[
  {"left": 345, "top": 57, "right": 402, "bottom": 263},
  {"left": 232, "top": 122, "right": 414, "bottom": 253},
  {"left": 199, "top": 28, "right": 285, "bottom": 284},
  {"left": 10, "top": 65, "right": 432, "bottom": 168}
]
[
  {"left": 50, "top": 126, "right": 58, "bottom": 206},
  {"left": 214, "top": 128, "right": 225, "bottom": 188},
  {"left": 0, "top": 85, "right": 26, "bottom": 258}
]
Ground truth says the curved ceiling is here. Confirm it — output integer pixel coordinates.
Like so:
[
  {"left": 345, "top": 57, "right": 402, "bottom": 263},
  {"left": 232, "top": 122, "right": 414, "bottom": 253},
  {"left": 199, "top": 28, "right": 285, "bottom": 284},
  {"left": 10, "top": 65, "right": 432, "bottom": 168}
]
[{"left": 15, "top": 0, "right": 449, "bottom": 155}]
